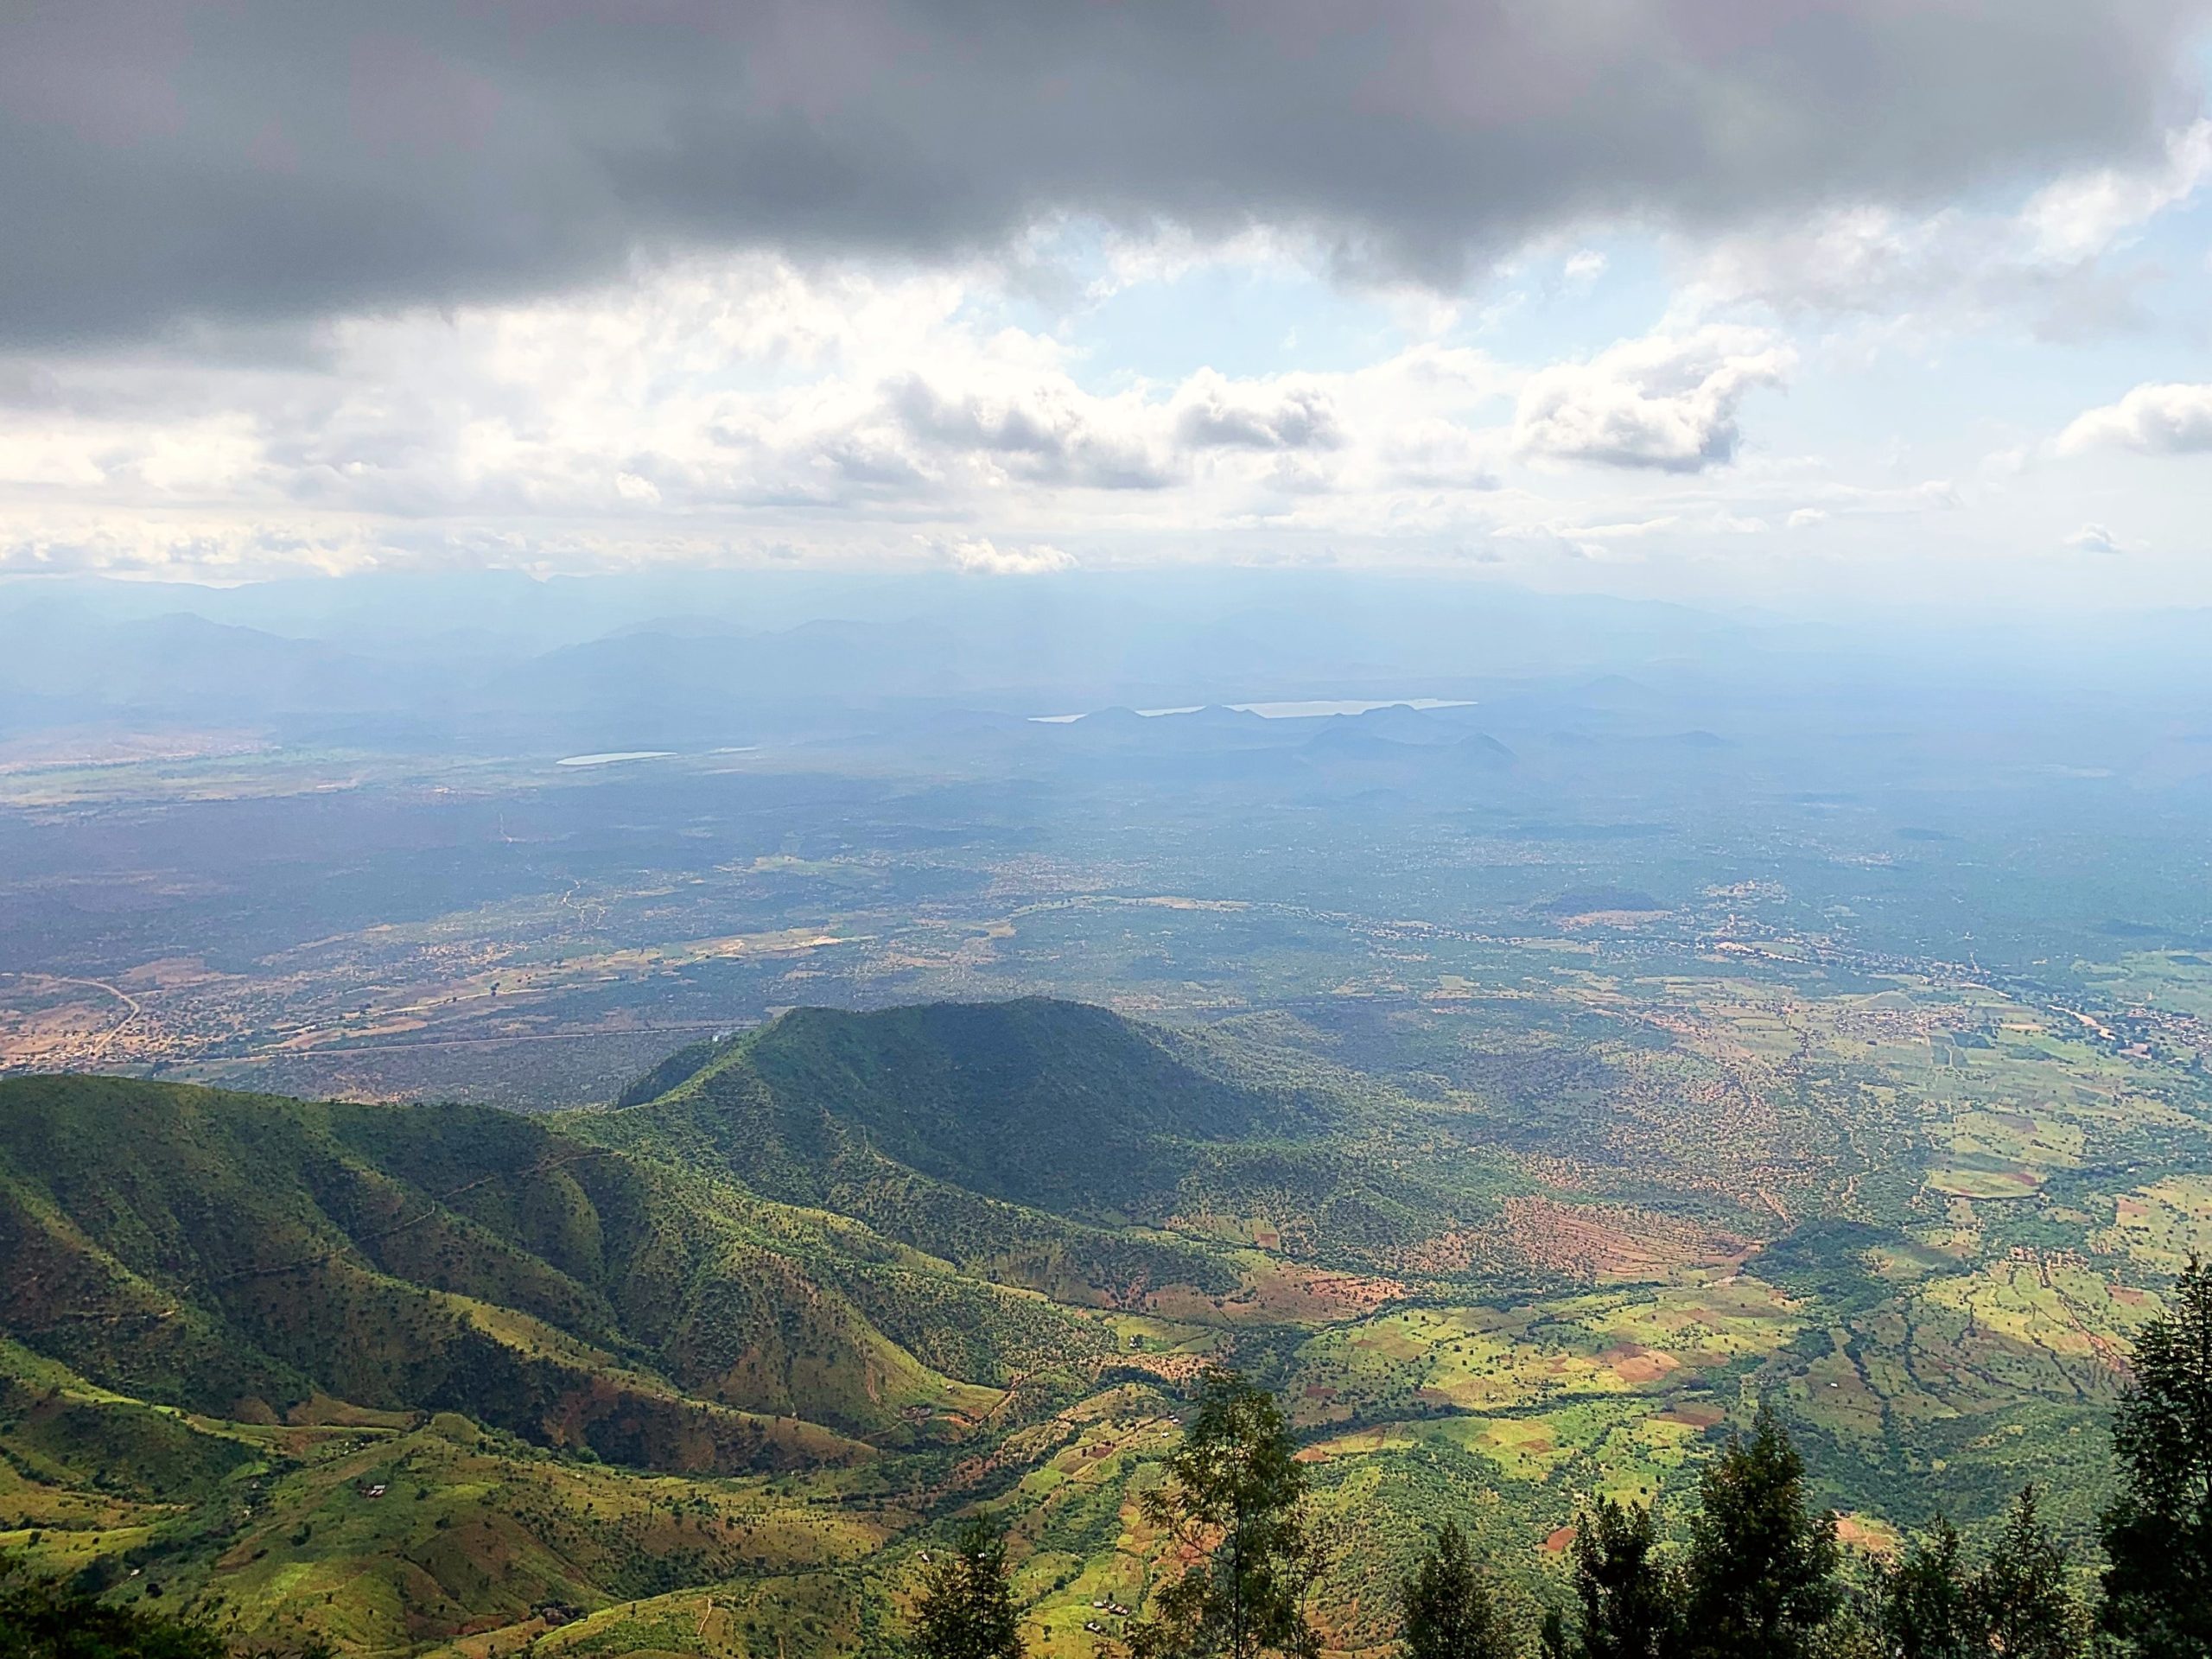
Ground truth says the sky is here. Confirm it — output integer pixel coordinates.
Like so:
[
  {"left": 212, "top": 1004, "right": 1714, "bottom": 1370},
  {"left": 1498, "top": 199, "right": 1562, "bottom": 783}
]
[{"left": 3, "top": 2, "right": 2211, "bottom": 613}]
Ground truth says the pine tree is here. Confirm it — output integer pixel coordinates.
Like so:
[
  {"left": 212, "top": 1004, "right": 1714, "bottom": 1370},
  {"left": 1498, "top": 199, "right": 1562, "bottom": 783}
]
[
  {"left": 1401, "top": 1521, "right": 1514, "bottom": 1659},
  {"left": 2101, "top": 1255, "right": 2212, "bottom": 1657},
  {"left": 911, "top": 1520, "right": 1025, "bottom": 1659},
  {"left": 1129, "top": 1370, "right": 1322, "bottom": 1659},
  {"left": 1876, "top": 1516, "right": 1976, "bottom": 1659},
  {"left": 1568, "top": 1497, "right": 1674, "bottom": 1659},
  {"left": 1812, "top": 1605, "right": 1885, "bottom": 1659},
  {"left": 1973, "top": 1487, "right": 2085, "bottom": 1659},
  {"left": 1679, "top": 1402, "right": 1842, "bottom": 1659}
]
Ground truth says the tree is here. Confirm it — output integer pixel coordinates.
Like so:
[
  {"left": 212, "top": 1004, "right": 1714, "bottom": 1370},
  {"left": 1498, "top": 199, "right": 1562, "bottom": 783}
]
[
  {"left": 1568, "top": 1497, "right": 1674, "bottom": 1659},
  {"left": 1812, "top": 1606, "right": 1885, "bottom": 1659},
  {"left": 1875, "top": 1516, "right": 1976, "bottom": 1659},
  {"left": 1129, "top": 1370, "right": 1322, "bottom": 1659},
  {"left": 1401, "top": 1521, "right": 1513, "bottom": 1659},
  {"left": 1972, "top": 1487, "right": 2085, "bottom": 1659},
  {"left": 0, "top": 1570, "right": 226, "bottom": 1659},
  {"left": 910, "top": 1520, "right": 1024, "bottom": 1659},
  {"left": 1679, "top": 1402, "right": 1842, "bottom": 1659},
  {"left": 2101, "top": 1256, "right": 2212, "bottom": 1658}
]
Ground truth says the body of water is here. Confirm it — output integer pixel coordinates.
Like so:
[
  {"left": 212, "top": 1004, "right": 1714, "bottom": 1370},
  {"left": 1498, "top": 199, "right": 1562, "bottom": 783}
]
[
  {"left": 556, "top": 750, "right": 677, "bottom": 768},
  {"left": 1031, "top": 697, "right": 1473, "bottom": 724}
]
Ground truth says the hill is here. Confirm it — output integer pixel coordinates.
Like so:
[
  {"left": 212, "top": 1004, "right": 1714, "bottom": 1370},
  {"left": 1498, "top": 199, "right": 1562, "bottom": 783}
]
[
  {"left": 5, "top": 996, "right": 1968, "bottom": 1657},
  {"left": 570, "top": 998, "right": 1524, "bottom": 1284},
  {"left": 0, "top": 1072, "right": 1103, "bottom": 1461},
  {"left": 0, "top": 1000, "right": 1497, "bottom": 1653}
]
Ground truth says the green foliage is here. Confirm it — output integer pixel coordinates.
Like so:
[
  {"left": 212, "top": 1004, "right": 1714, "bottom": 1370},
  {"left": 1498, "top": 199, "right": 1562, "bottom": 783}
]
[
  {"left": 1873, "top": 1490, "right": 2087, "bottom": 1659},
  {"left": 618, "top": 998, "right": 1330, "bottom": 1216},
  {"left": 584, "top": 998, "right": 1497, "bottom": 1282},
  {"left": 1973, "top": 1488, "right": 2084, "bottom": 1659},
  {"left": 1132, "top": 1370, "right": 1321, "bottom": 1659},
  {"left": 1873, "top": 1517, "right": 1975, "bottom": 1659},
  {"left": 0, "top": 990, "right": 2197, "bottom": 1659},
  {"left": 1742, "top": 1222, "right": 1899, "bottom": 1320},
  {"left": 1679, "top": 1403, "right": 1842, "bottom": 1659},
  {"left": 583, "top": 1001, "right": 1317, "bottom": 1292},
  {"left": 0, "top": 1567, "right": 226, "bottom": 1659},
  {"left": 1400, "top": 1521, "right": 1514, "bottom": 1659},
  {"left": 0, "top": 1071, "right": 1014, "bottom": 1456},
  {"left": 910, "top": 1521, "right": 1023, "bottom": 1659},
  {"left": 1568, "top": 1498, "right": 1673, "bottom": 1659},
  {"left": 2100, "top": 1256, "right": 2212, "bottom": 1657},
  {"left": 613, "top": 1037, "right": 731, "bottom": 1109}
]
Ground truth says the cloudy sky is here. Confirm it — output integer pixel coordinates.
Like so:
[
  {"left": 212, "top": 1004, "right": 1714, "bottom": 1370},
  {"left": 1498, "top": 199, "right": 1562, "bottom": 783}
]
[{"left": 4, "top": 1, "right": 2211, "bottom": 610}]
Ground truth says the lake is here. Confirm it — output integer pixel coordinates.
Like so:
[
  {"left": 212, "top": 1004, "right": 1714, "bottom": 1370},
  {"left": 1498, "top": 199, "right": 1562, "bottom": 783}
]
[
  {"left": 556, "top": 750, "right": 677, "bottom": 768},
  {"left": 1030, "top": 697, "right": 1473, "bottom": 724}
]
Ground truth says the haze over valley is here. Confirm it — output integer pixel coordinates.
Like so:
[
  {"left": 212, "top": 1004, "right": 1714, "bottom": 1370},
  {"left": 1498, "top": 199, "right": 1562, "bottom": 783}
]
[{"left": 5, "top": 5, "right": 2212, "bottom": 1657}]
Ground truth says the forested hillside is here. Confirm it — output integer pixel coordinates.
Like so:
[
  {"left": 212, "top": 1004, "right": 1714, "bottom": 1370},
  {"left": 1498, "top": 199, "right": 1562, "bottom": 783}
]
[{"left": 0, "top": 996, "right": 2199, "bottom": 1656}]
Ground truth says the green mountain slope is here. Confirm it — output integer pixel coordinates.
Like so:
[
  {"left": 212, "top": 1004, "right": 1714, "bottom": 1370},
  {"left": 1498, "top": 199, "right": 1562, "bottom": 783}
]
[
  {"left": 0, "top": 1073, "right": 1068, "bottom": 1463},
  {"left": 571, "top": 997, "right": 1521, "bottom": 1285},
  {"left": 0, "top": 990, "right": 2167, "bottom": 1657},
  {"left": 5, "top": 1003, "right": 1380, "bottom": 1652},
  {"left": 0, "top": 998, "right": 1747, "bottom": 1658},
  {"left": 0, "top": 1336, "right": 891, "bottom": 1657},
  {"left": 4, "top": 1001, "right": 1387, "bottom": 1476}
]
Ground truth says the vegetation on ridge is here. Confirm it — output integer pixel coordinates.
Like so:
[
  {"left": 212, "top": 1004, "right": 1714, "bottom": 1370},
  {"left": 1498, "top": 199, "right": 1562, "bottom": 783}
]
[{"left": 3, "top": 994, "right": 2208, "bottom": 1656}]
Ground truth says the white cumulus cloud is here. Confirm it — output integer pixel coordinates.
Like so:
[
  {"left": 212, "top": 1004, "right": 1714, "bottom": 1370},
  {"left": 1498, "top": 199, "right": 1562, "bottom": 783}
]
[
  {"left": 928, "top": 536, "right": 1077, "bottom": 576},
  {"left": 2023, "top": 119, "right": 2212, "bottom": 262},
  {"left": 1512, "top": 327, "right": 1793, "bottom": 473},
  {"left": 2067, "top": 522, "right": 2134, "bottom": 555},
  {"left": 1171, "top": 371, "right": 1345, "bottom": 453},
  {"left": 2056, "top": 383, "right": 2212, "bottom": 455},
  {"left": 1678, "top": 120, "right": 2212, "bottom": 337}
]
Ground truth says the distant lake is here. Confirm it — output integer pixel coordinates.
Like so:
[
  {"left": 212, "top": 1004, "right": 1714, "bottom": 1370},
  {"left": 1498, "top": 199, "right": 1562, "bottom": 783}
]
[
  {"left": 556, "top": 750, "right": 676, "bottom": 768},
  {"left": 1031, "top": 697, "right": 1473, "bottom": 724},
  {"left": 1235, "top": 697, "right": 1474, "bottom": 719}
]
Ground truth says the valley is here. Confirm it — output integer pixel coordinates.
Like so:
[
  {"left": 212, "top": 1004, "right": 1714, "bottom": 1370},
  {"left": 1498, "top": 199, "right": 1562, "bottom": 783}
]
[
  {"left": 3, "top": 976, "right": 2203, "bottom": 1655},
  {"left": 11, "top": 2, "right": 2212, "bottom": 1642},
  {"left": 5, "top": 595, "right": 2211, "bottom": 1655}
]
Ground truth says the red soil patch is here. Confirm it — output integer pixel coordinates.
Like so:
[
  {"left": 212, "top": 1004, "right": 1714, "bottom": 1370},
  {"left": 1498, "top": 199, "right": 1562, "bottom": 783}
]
[
  {"left": 1148, "top": 1262, "right": 1404, "bottom": 1323},
  {"left": 1599, "top": 1343, "right": 1681, "bottom": 1385},
  {"left": 1467, "top": 1198, "right": 1748, "bottom": 1281},
  {"left": 1835, "top": 1515, "right": 1897, "bottom": 1556}
]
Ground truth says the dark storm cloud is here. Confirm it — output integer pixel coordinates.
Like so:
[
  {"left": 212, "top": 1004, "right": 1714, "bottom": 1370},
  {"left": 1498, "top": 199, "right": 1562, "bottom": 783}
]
[{"left": 3, "top": 0, "right": 2207, "bottom": 343}]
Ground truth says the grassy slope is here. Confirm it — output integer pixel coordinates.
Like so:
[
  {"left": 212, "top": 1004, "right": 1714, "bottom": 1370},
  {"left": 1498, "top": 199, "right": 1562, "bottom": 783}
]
[
  {"left": 0, "top": 1000, "right": 1634, "bottom": 1654},
  {"left": 0, "top": 1338, "right": 891, "bottom": 1657},
  {"left": 0, "top": 1073, "right": 1027, "bottom": 1457},
  {"left": 8, "top": 991, "right": 2165, "bottom": 1656},
  {"left": 567, "top": 997, "right": 1525, "bottom": 1288}
]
